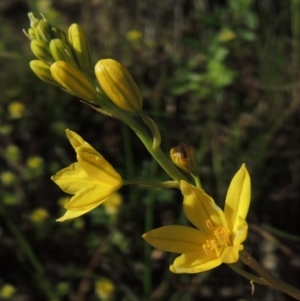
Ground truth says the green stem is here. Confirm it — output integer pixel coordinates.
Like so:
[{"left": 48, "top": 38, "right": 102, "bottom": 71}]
[
  {"left": 227, "top": 263, "right": 268, "bottom": 285},
  {"left": 121, "top": 123, "right": 135, "bottom": 178},
  {"left": 113, "top": 107, "right": 188, "bottom": 182},
  {"left": 0, "top": 204, "right": 57, "bottom": 300},
  {"left": 144, "top": 191, "right": 154, "bottom": 300},
  {"left": 192, "top": 174, "right": 202, "bottom": 188},
  {"left": 240, "top": 250, "right": 300, "bottom": 300},
  {"left": 123, "top": 179, "right": 179, "bottom": 189}
]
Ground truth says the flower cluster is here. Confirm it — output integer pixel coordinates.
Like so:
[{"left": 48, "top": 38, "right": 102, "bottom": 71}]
[{"left": 26, "top": 13, "right": 252, "bottom": 277}]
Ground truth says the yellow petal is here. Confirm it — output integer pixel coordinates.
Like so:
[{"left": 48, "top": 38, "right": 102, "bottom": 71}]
[
  {"left": 56, "top": 208, "right": 91, "bottom": 222},
  {"left": 51, "top": 163, "right": 91, "bottom": 194},
  {"left": 180, "top": 181, "right": 227, "bottom": 232},
  {"left": 170, "top": 252, "right": 222, "bottom": 274},
  {"left": 142, "top": 225, "right": 206, "bottom": 253},
  {"left": 77, "top": 146, "right": 122, "bottom": 186},
  {"left": 65, "top": 185, "right": 118, "bottom": 211},
  {"left": 224, "top": 164, "right": 251, "bottom": 233},
  {"left": 233, "top": 217, "right": 248, "bottom": 246},
  {"left": 66, "top": 129, "right": 92, "bottom": 150},
  {"left": 220, "top": 245, "right": 243, "bottom": 264}
]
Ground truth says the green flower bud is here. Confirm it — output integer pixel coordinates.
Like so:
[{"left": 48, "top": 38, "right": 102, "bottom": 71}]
[
  {"left": 95, "top": 59, "right": 143, "bottom": 113},
  {"left": 68, "top": 24, "right": 91, "bottom": 71},
  {"left": 35, "top": 19, "right": 52, "bottom": 43},
  {"left": 30, "top": 39, "right": 53, "bottom": 64},
  {"left": 51, "top": 27, "right": 68, "bottom": 43},
  {"left": 23, "top": 27, "right": 36, "bottom": 40},
  {"left": 50, "top": 39, "right": 77, "bottom": 66},
  {"left": 50, "top": 61, "right": 97, "bottom": 102},
  {"left": 27, "top": 12, "right": 40, "bottom": 28},
  {"left": 170, "top": 143, "right": 196, "bottom": 174},
  {"left": 30, "top": 60, "right": 60, "bottom": 87}
]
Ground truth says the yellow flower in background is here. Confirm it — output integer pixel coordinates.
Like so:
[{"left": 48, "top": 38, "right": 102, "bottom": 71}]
[
  {"left": 0, "top": 171, "right": 17, "bottom": 186},
  {"left": 95, "top": 277, "right": 115, "bottom": 300},
  {"left": 52, "top": 129, "right": 122, "bottom": 222},
  {"left": 0, "top": 284, "right": 15, "bottom": 299},
  {"left": 26, "top": 156, "right": 44, "bottom": 169},
  {"left": 218, "top": 28, "right": 237, "bottom": 42},
  {"left": 126, "top": 29, "right": 142, "bottom": 42},
  {"left": 103, "top": 192, "right": 123, "bottom": 215},
  {"left": 30, "top": 208, "right": 50, "bottom": 223},
  {"left": 143, "top": 164, "right": 251, "bottom": 273},
  {"left": 8, "top": 101, "right": 25, "bottom": 119}
]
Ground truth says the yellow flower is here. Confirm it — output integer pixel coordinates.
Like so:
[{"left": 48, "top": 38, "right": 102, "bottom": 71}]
[
  {"left": 30, "top": 208, "right": 50, "bottom": 223},
  {"left": 0, "top": 284, "right": 16, "bottom": 298},
  {"left": 143, "top": 164, "right": 250, "bottom": 273},
  {"left": 95, "top": 277, "right": 115, "bottom": 299},
  {"left": 52, "top": 129, "right": 122, "bottom": 222},
  {"left": 126, "top": 29, "right": 142, "bottom": 42},
  {"left": 8, "top": 101, "right": 25, "bottom": 119}
]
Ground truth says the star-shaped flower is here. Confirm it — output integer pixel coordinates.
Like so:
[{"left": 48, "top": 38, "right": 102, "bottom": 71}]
[
  {"left": 143, "top": 164, "right": 250, "bottom": 273},
  {"left": 52, "top": 129, "right": 122, "bottom": 222}
]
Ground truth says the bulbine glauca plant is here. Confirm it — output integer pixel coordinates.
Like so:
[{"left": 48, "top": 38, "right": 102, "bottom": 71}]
[{"left": 24, "top": 12, "right": 300, "bottom": 300}]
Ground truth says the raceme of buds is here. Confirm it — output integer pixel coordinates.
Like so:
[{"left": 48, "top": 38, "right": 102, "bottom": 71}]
[
  {"left": 30, "top": 39, "right": 53, "bottom": 64},
  {"left": 50, "top": 61, "right": 97, "bottom": 102},
  {"left": 170, "top": 143, "right": 196, "bottom": 174},
  {"left": 95, "top": 59, "right": 143, "bottom": 113},
  {"left": 30, "top": 60, "right": 60, "bottom": 87},
  {"left": 49, "top": 39, "right": 77, "bottom": 66},
  {"left": 68, "top": 24, "right": 91, "bottom": 71}
]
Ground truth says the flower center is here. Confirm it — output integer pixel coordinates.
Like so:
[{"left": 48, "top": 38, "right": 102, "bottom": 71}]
[{"left": 203, "top": 220, "right": 232, "bottom": 257}]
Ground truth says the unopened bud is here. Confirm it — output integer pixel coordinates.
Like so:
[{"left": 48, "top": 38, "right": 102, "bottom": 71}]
[
  {"left": 95, "top": 59, "right": 142, "bottom": 113},
  {"left": 51, "top": 27, "right": 68, "bottom": 43},
  {"left": 27, "top": 12, "right": 40, "bottom": 28},
  {"left": 170, "top": 143, "right": 196, "bottom": 174},
  {"left": 23, "top": 27, "right": 36, "bottom": 40},
  {"left": 68, "top": 24, "right": 91, "bottom": 71},
  {"left": 30, "top": 60, "right": 60, "bottom": 87},
  {"left": 50, "top": 61, "right": 97, "bottom": 102},
  {"left": 35, "top": 19, "right": 52, "bottom": 43},
  {"left": 30, "top": 39, "right": 53, "bottom": 64},
  {"left": 50, "top": 39, "right": 77, "bottom": 65}
]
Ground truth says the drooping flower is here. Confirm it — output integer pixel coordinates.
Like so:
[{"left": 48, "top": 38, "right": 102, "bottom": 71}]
[
  {"left": 143, "top": 164, "right": 250, "bottom": 273},
  {"left": 52, "top": 129, "right": 122, "bottom": 222}
]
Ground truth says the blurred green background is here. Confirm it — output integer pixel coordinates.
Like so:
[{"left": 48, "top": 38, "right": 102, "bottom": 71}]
[{"left": 1, "top": 0, "right": 300, "bottom": 300}]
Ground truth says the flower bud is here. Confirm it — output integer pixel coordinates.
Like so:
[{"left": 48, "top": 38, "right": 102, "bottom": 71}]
[
  {"left": 50, "top": 39, "right": 77, "bottom": 66},
  {"left": 170, "top": 143, "right": 196, "bottom": 174},
  {"left": 68, "top": 24, "right": 91, "bottom": 71},
  {"left": 27, "top": 12, "right": 40, "bottom": 28},
  {"left": 30, "top": 60, "right": 60, "bottom": 87},
  {"left": 51, "top": 27, "right": 68, "bottom": 43},
  {"left": 23, "top": 27, "right": 36, "bottom": 40},
  {"left": 50, "top": 61, "right": 97, "bottom": 102},
  {"left": 95, "top": 59, "right": 142, "bottom": 113},
  {"left": 30, "top": 39, "right": 53, "bottom": 64},
  {"left": 35, "top": 19, "right": 52, "bottom": 43}
]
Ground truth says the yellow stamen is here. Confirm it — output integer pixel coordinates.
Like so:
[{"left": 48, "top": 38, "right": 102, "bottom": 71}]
[{"left": 203, "top": 220, "right": 231, "bottom": 257}]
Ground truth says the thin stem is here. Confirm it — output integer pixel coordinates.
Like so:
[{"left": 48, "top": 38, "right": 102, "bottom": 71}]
[
  {"left": 123, "top": 179, "right": 179, "bottom": 189},
  {"left": 240, "top": 250, "right": 300, "bottom": 300},
  {"left": 116, "top": 110, "right": 188, "bottom": 182},
  {"left": 192, "top": 174, "right": 202, "bottom": 188},
  {"left": 227, "top": 263, "right": 268, "bottom": 285}
]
